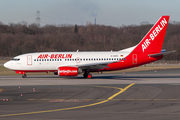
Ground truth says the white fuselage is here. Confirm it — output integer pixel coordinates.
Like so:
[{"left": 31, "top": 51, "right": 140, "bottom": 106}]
[{"left": 4, "top": 48, "right": 134, "bottom": 72}]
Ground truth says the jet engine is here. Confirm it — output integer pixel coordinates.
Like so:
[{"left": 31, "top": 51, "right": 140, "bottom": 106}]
[{"left": 58, "top": 67, "right": 82, "bottom": 76}]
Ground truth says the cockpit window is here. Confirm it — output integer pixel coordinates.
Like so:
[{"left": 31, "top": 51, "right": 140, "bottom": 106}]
[{"left": 12, "top": 58, "right": 20, "bottom": 61}]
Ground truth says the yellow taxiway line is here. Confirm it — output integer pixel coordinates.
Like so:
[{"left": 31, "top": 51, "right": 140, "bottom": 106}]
[
  {"left": 27, "top": 98, "right": 180, "bottom": 101},
  {"left": 0, "top": 83, "right": 135, "bottom": 117},
  {"left": 0, "top": 88, "right": 4, "bottom": 92}
]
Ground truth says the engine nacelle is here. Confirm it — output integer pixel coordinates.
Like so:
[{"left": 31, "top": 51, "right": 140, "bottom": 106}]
[{"left": 58, "top": 67, "right": 81, "bottom": 76}]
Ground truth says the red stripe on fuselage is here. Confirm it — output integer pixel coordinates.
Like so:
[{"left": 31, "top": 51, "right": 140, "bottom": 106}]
[{"left": 103, "top": 54, "right": 163, "bottom": 71}]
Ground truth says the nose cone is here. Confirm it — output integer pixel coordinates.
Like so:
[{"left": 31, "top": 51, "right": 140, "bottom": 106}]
[{"left": 4, "top": 61, "right": 11, "bottom": 69}]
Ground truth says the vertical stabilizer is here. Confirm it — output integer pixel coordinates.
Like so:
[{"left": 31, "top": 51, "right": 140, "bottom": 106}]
[{"left": 133, "top": 16, "right": 169, "bottom": 54}]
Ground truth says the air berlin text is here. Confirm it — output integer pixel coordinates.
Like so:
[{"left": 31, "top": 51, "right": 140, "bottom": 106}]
[
  {"left": 142, "top": 18, "right": 167, "bottom": 52},
  {"left": 37, "top": 54, "right": 72, "bottom": 59},
  {"left": 59, "top": 70, "right": 77, "bottom": 74}
]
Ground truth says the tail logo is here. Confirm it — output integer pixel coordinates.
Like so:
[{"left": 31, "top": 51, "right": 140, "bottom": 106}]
[{"left": 142, "top": 18, "right": 167, "bottom": 52}]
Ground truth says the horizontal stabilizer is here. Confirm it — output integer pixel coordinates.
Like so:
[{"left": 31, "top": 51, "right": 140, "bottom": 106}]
[{"left": 148, "top": 50, "right": 176, "bottom": 57}]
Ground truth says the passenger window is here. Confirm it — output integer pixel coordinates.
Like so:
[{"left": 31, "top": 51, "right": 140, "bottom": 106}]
[
  {"left": 34, "top": 59, "right": 36, "bottom": 61},
  {"left": 45, "top": 59, "right": 46, "bottom": 61},
  {"left": 47, "top": 59, "right": 49, "bottom": 61},
  {"left": 39, "top": 59, "right": 41, "bottom": 61},
  {"left": 50, "top": 59, "right": 51, "bottom": 61}
]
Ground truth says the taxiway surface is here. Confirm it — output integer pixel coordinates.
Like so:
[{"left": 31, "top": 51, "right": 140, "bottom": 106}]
[{"left": 0, "top": 68, "right": 180, "bottom": 120}]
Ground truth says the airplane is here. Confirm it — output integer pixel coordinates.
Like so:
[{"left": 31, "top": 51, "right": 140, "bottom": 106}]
[{"left": 4, "top": 16, "right": 175, "bottom": 78}]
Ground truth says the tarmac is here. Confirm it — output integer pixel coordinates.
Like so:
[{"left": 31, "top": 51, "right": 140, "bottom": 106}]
[{"left": 0, "top": 68, "right": 180, "bottom": 120}]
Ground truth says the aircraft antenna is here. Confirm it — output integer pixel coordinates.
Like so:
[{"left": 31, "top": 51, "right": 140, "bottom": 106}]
[{"left": 94, "top": 17, "right": 96, "bottom": 25}]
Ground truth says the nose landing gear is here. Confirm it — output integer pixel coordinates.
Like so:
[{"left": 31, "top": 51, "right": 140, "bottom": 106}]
[
  {"left": 16, "top": 71, "right": 27, "bottom": 78},
  {"left": 22, "top": 74, "right": 27, "bottom": 78}
]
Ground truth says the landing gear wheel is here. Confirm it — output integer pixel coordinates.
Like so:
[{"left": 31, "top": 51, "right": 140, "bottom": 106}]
[
  {"left": 83, "top": 71, "right": 92, "bottom": 79},
  {"left": 83, "top": 71, "right": 88, "bottom": 78},
  {"left": 22, "top": 74, "right": 27, "bottom": 78}
]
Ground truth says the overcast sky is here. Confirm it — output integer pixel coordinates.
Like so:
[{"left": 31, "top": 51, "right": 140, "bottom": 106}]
[{"left": 0, "top": 0, "right": 179, "bottom": 26}]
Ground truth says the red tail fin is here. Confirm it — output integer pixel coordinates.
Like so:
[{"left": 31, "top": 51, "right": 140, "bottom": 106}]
[{"left": 133, "top": 16, "right": 169, "bottom": 54}]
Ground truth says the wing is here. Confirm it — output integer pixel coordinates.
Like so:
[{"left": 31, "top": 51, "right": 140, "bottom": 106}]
[
  {"left": 77, "top": 62, "right": 113, "bottom": 70},
  {"left": 58, "top": 61, "right": 122, "bottom": 71}
]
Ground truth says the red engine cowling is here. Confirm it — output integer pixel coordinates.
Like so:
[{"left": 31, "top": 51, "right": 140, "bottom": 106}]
[{"left": 58, "top": 67, "right": 78, "bottom": 76}]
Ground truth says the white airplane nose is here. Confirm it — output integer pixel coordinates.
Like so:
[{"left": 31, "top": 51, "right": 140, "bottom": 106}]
[{"left": 3, "top": 61, "right": 11, "bottom": 69}]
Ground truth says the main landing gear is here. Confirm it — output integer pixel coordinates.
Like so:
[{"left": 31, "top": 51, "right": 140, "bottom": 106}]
[
  {"left": 83, "top": 71, "right": 92, "bottom": 78},
  {"left": 22, "top": 74, "right": 27, "bottom": 78}
]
